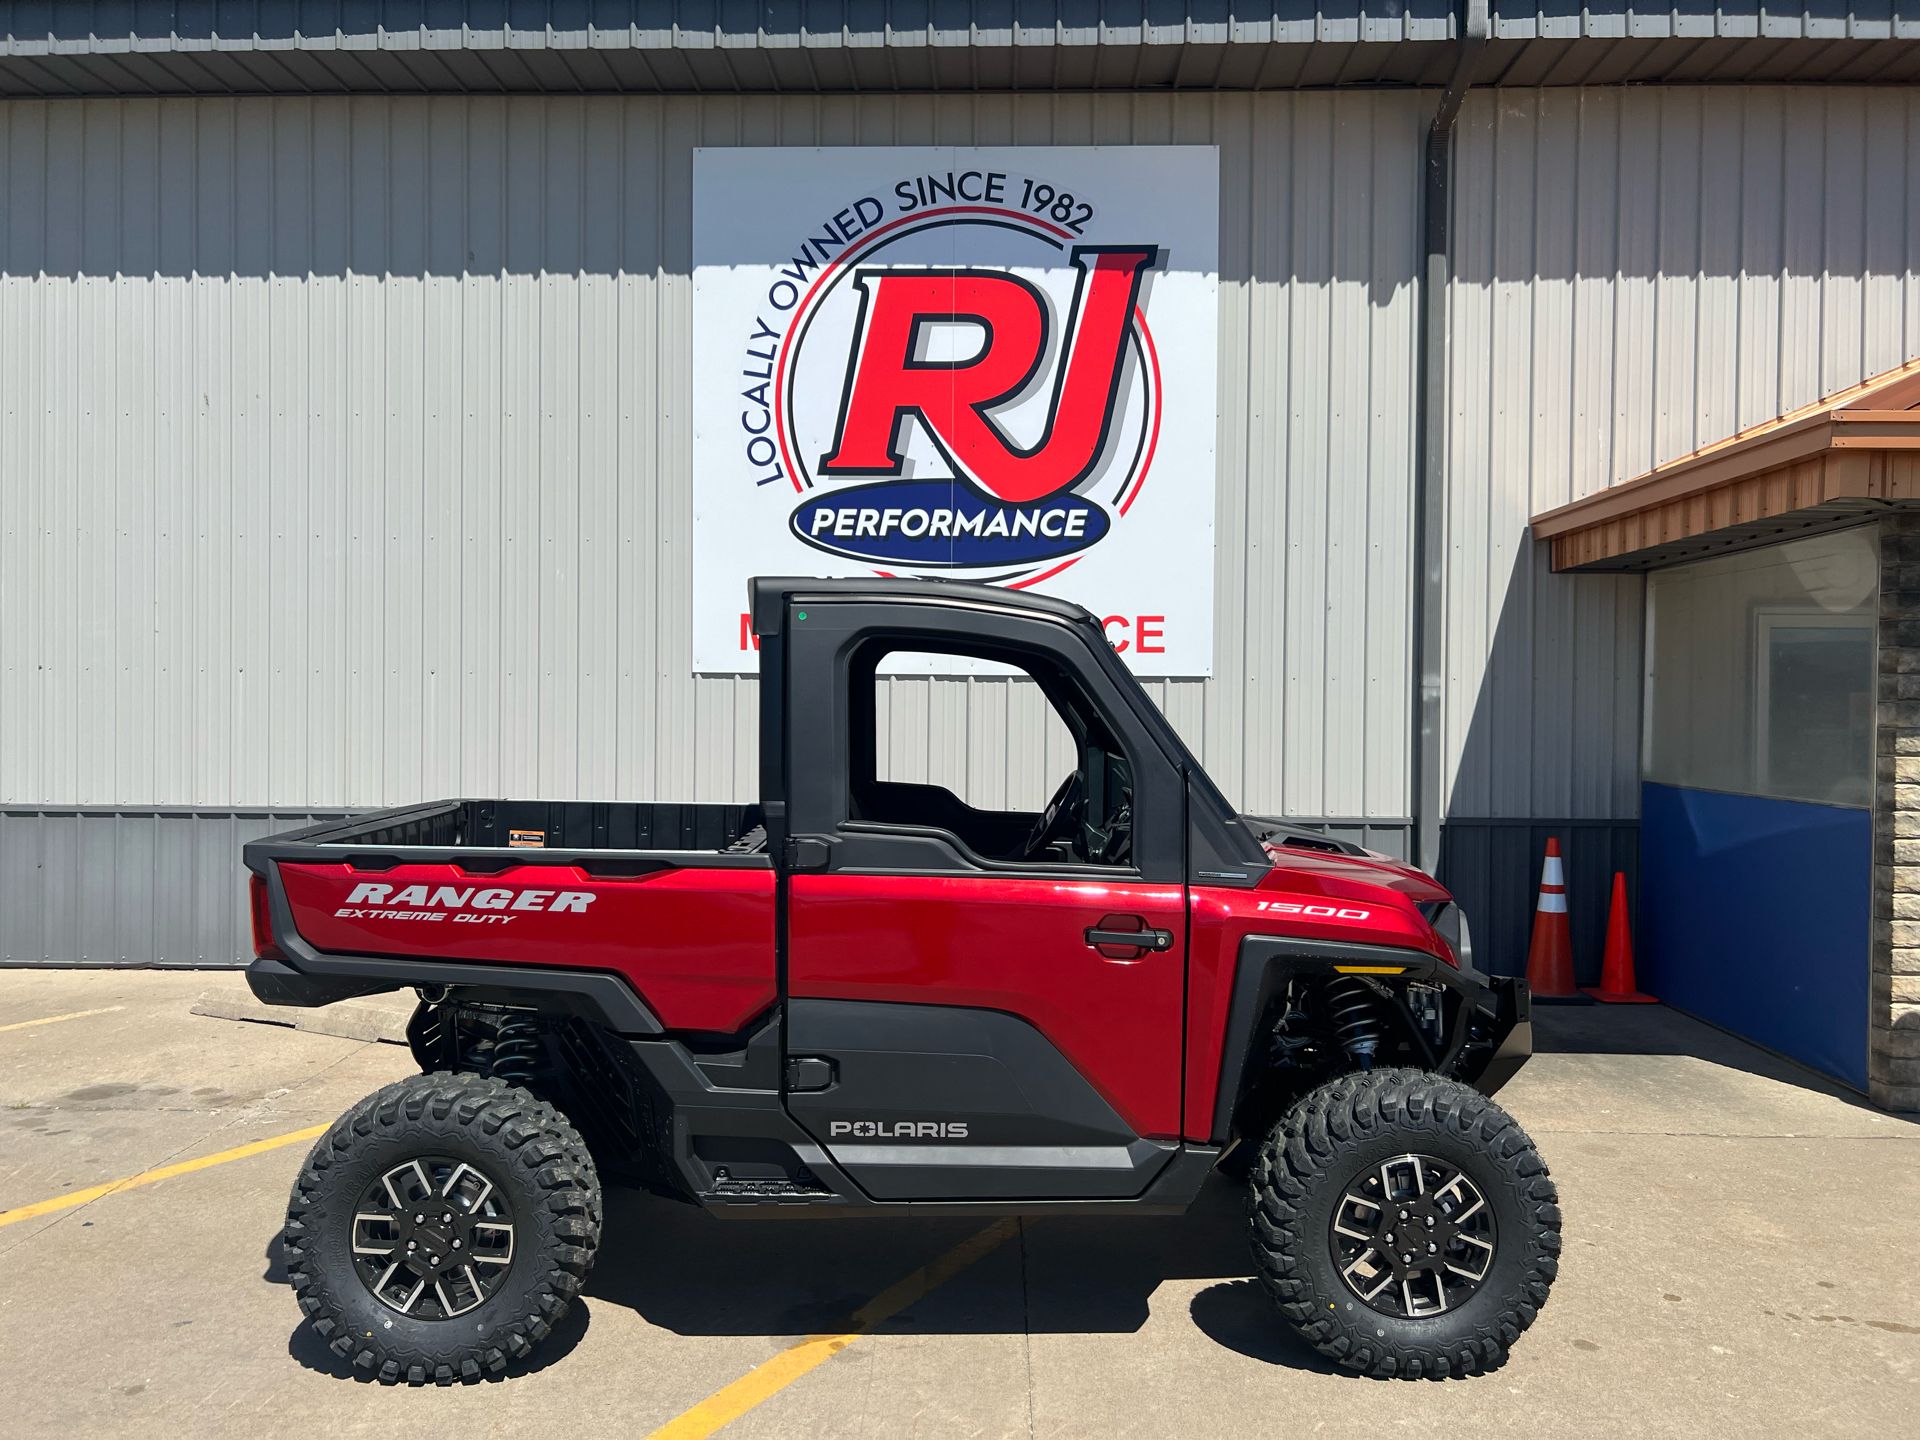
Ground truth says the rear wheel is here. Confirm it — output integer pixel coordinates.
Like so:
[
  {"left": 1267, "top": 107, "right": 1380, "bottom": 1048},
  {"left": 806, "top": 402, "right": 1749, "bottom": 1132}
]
[
  {"left": 1247, "top": 1068, "right": 1559, "bottom": 1378},
  {"left": 282, "top": 1072, "right": 600, "bottom": 1384}
]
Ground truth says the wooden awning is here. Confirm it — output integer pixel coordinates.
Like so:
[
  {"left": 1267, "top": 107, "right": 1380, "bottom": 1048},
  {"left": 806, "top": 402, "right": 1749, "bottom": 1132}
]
[{"left": 1531, "top": 358, "right": 1920, "bottom": 571}]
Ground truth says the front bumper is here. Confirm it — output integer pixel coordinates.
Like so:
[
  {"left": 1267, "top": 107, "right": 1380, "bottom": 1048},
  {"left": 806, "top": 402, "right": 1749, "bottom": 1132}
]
[{"left": 1457, "top": 972, "right": 1531, "bottom": 1097}]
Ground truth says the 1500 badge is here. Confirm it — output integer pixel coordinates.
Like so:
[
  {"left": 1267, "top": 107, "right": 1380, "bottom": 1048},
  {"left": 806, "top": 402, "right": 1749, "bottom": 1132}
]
[{"left": 1256, "top": 900, "right": 1372, "bottom": 921}]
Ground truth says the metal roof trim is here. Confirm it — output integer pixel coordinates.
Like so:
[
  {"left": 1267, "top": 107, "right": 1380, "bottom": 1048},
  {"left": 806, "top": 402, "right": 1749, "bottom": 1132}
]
[{"left": 2, "top": 6, "right": 1917, "bottom": 93}]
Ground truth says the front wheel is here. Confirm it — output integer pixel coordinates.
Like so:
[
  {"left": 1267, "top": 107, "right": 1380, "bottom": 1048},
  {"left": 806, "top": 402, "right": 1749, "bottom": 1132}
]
[
  {"left": 1248, "top": 1068, "right": 1559, "bottom": 1378},
  {"left": 282, "top": 1072, "right": 601, "bottom": 1384}
]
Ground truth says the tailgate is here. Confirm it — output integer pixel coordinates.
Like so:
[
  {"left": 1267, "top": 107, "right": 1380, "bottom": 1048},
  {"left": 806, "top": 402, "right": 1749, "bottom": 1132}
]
[{"left": 260, "top": 858, "right": 776, "bottom": 1035}]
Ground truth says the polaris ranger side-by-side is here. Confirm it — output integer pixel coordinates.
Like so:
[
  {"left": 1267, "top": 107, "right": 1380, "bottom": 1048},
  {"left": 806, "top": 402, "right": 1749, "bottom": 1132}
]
[{"left": 245, "top": 577, "right": 1557, "bottom": 1384}]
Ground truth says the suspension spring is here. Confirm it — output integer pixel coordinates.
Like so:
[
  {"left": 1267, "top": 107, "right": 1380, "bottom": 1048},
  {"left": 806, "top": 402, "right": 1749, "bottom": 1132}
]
[
  {"left": 1325, "top": 978, "right": 1382, "bottom": 1069},
  {"left": 488, "top": 1013, "right": 545, "bottom": 1086}
]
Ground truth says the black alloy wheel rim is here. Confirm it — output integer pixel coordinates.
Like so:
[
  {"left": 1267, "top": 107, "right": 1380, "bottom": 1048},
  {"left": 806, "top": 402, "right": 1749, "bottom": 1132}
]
[
  {"left": 350, "top": 1156, "right": 516, "bottom": 1319},
  {"left": 1328, "top": 1153, "right": 1497, "bottom": 1318}
]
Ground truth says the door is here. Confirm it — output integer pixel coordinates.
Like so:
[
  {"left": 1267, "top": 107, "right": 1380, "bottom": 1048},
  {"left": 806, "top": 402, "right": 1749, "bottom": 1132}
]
[{"left": 779, "top": 607, "right": 1189, "bottom": 1201}]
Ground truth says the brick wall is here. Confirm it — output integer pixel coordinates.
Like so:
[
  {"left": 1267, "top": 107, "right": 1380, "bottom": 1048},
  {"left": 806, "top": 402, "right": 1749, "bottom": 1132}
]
[{"left": 1874, "top": 516, "right": 1920, "bottom": 1112}]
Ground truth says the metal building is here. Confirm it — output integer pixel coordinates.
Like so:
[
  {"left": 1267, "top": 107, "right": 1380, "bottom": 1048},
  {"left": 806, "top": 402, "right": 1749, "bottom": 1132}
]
[{"left": 0, "top": 4, "right": 1914, "bottom": 1106}]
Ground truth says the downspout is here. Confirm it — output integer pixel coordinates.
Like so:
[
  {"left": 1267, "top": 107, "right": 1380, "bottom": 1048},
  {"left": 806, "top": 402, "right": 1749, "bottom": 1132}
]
[{"left": 1410, "top": 0, "right": 1488, "bottom": 874}]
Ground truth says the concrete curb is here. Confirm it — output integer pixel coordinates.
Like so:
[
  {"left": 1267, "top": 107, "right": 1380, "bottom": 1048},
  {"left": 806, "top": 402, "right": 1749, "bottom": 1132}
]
[{"left": 191, "top": 990, "right": 412, "bottom": 1046}]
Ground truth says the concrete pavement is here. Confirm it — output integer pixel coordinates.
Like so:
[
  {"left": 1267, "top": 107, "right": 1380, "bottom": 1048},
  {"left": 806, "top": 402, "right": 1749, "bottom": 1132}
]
[{"left": 1, "top": 970, "right": 1915, "bottom": 1438}]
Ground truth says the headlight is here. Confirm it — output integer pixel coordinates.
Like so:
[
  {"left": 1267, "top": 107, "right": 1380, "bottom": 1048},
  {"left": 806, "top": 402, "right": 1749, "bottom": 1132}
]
[{"left": 1429, "top": 901, "right": 1471, "bottom": 970}]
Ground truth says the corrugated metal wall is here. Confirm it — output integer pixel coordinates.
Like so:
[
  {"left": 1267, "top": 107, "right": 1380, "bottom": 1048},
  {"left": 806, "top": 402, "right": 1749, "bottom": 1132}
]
[
  {"left": 0, "top": 809, "right": 346, "bottom": 965},
  {"left": 0, "top": 90, "right": 1424, "bottom": 825},
  {"left": 1441, "top": 85, "right": 1920, "bottom": 824},
  {"left": 11, "top": 85, "right": 1914, "bottom": 968}
]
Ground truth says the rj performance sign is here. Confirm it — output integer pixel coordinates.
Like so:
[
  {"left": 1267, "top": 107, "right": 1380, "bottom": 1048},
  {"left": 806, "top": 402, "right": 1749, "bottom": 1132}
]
[{"left": 692, "top": 147, "right": 1219, "bottom": 676}]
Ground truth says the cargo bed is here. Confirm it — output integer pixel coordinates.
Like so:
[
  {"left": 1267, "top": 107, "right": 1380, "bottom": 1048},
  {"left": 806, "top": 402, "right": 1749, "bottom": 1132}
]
[
  {"left": 244, "top": 798, "right": 778, "bottom": 1033},
  {"left": 267, "top": 799, "right": 767, "bottom": 858}
]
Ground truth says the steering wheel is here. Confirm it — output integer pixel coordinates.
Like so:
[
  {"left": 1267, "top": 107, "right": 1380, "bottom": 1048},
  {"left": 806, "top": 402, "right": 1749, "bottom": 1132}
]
[
  {"left": 1023, "top": 771, "right": 1085, "bottom": 859},
  {"left": 1095, "top": 792, "right": 1134, "bottom": 865}
]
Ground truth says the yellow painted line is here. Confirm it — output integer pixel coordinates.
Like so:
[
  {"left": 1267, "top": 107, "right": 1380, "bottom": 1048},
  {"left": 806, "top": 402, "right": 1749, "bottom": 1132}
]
[
  {"left": 1332, "top": 964, "right": 1407, "bottom": 975},
  {"left": 646, "top": 1218, "right": 1020, "bottom": 1440},
  {"left": 0, "top": 1122, "right": 328, "bottom": 1229},
  {"left": 0, "top": 1005, "right": 126, "bottom": 1034}
]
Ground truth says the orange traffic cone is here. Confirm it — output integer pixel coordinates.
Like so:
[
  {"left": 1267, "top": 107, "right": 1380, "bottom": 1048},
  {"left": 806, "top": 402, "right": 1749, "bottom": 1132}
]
[
  {"left": 1584, "top": 871, "right": 1656, "bottom": 1003},
  {"left": 1525, "top": 837, "right": 1586, "bottom": 1003}
]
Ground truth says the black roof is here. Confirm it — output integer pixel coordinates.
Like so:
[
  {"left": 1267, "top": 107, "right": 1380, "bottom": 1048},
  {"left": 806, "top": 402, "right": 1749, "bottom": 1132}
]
[{"left": 748, "top": 575, "right": 1092, "bottom": 637}]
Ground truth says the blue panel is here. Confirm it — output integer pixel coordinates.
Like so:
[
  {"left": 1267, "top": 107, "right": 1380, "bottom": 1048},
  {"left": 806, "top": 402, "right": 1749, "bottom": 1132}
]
[{"left": 1640, "top": 781, "right": 1868, "bottom": 1090}]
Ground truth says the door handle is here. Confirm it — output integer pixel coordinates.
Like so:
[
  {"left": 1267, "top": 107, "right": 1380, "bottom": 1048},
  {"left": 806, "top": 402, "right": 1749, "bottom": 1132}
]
[{"left": 1085, "top": 922, "right": 1174, "bottom": 953}]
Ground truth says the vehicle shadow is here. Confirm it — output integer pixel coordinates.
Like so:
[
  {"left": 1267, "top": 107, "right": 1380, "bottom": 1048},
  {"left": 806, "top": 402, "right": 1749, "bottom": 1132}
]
[
  {"left": 581, "top": 1170, "right": 1335, "bottom": 1373},
  {"left": 265, "top": 1170, "right": 1347, "bottom": 1380},
  {"left": 1186, "top": 1279, "right": 1345, "bottom": 1375}
]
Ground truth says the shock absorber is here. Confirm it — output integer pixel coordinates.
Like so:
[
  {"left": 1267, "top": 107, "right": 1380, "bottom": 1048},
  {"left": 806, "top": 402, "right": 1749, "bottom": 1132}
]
[
  {"left": 488, "top": 1013, "right": 545, "bottom": 1087},
  {"left": 1325, "top": 978, "right": 1382, "bottom": 1070}
]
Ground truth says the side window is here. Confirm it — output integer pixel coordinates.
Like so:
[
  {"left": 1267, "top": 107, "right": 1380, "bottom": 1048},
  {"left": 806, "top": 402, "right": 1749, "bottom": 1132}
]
[
  {"left": 849, "top": 640, "right": 1138, "bottom": 868},
  {"left": 870, "top": 651, "right": 1075, "bottom": 813}
]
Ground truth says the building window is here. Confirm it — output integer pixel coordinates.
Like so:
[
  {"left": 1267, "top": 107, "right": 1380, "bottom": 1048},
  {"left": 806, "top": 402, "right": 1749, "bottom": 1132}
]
[
  {"left": 1754, "top": 611, "right": 1876, "bottom": 804},
  {"left": 1645, "top": 527, "right": 1878, "bottom": 807}
]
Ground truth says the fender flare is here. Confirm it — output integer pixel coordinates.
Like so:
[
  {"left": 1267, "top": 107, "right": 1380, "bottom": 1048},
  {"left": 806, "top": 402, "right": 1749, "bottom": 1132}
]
[
  {"left": 1209, "top": 936, "right": 1522, "bottom": 1143},
  {"left": 245, "top": 952, "right": 664, "bottom": 1035}
]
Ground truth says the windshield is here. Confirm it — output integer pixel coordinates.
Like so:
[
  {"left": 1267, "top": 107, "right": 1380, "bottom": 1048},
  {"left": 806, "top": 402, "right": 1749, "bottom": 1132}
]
[{"left": 1075, "top": 614, "right": 1264, "bottom": 868}]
